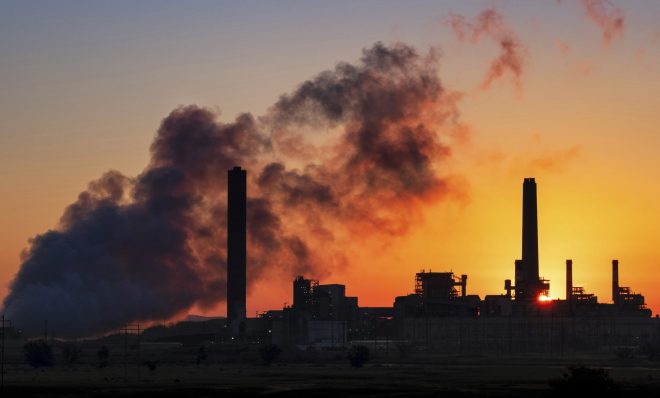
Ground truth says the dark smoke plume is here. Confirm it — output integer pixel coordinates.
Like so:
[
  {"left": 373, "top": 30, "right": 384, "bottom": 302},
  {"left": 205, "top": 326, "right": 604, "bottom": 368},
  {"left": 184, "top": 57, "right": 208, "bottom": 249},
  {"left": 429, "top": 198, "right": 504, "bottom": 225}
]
[
  {"left": 2, "top": 42, "right": 466, "bottom": 337},
  {"left": 580, "top": 0, "right": 624, "bottom": 45},
  {"left": 449, "top": 9, "right": 528, "bottom": 93}
]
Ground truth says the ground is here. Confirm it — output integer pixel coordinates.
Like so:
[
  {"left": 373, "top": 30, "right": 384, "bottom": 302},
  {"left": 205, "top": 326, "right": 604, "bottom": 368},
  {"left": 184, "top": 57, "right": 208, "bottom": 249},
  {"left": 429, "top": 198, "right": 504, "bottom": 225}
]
[{"left": 3, "top": 352, "right": 660, "bottom": 397}]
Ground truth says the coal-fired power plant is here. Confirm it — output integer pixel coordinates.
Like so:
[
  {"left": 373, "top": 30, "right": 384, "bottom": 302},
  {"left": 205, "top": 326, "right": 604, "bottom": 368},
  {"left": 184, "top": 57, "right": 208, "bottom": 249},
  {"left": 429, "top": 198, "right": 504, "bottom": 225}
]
[
  {"left": 227, "top": 166, "right": 247, "bottom": 331},
  {"left": 249, "top": 176, "right": 656, "bottom": 352}
]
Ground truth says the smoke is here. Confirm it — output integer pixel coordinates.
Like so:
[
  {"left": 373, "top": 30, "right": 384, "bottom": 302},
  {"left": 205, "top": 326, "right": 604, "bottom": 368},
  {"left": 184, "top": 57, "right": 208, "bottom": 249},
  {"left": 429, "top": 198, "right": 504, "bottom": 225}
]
[
  {"left": 2, "top": 42, "right": 467, "bottom": 337},
  {"left": 580, "top": 0, "right": 624, "bottom": 45},
  {"left": 449, "top": 9, "right": 528, "bottom": 93}
]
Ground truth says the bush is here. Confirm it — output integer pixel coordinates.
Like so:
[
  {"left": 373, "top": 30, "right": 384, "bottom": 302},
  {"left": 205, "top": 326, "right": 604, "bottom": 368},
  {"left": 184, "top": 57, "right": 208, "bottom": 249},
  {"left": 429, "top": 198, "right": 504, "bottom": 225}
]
[
  {"left": 144, "top": 360, "right": 159, "bottom": 372},
  {"left": 61, "top": 343, "right": 82, "bottom": 365},
  {"left": 396, "top": 342, "right": 410, "bottom": 358},
  {"left": 24, "top": 339, "right": 54, "bottom": 368},
  {"left": 259, "top": 344, "right": 282, "bottom": 366},
  {"left": 97, "top": 345, "right": 109, "bottom": 368},
  {"left": 615, "top": 346, "right": 635, "bottom": 362},
  {"left": 549, "top": 365, "right": 619, "bottom": 396},
  {"left": 196, "top": 345, "right": 208, "bottom": 366},
  {"left": 347, "top": 345, "right": 370, "bottom": 368},
  {"left": 640, "top": 342, "right": 660, "bottom": 361}
]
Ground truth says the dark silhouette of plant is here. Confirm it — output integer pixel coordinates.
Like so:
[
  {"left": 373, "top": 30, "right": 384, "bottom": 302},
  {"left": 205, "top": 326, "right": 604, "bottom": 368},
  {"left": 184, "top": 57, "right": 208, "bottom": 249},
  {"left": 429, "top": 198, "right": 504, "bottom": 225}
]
[
  {"left": 196, "top": 345, "right": 208, "bottom": 366},
  {"left": 615, "top": 346, "right": 635, "bottom": 362},
  {"left": 23, "top": 339, "right": 53, "bottom": 368},
  {"left": 549, "top": 365, "right": 619, "bottom": 396},
  {"left": 97, "top": 345, "right": 109, "bottom": 368},
  {"left": 395, "top": 342, "right": 410, "bottom": 358},
  {"left": 61, "top": 343, "right": 82, "bottom": 365},
  {"left": 259, "top": 344, "right": 282, "bottom": 366},
  {"left": 640, "top": 342, "right": 660, "bottom": 361},
  {"left": 347, "top": 345, "right": 370, "bottom": 368},
  {"left": 144, "top": 360, "right": 159, "bottom": 371}
]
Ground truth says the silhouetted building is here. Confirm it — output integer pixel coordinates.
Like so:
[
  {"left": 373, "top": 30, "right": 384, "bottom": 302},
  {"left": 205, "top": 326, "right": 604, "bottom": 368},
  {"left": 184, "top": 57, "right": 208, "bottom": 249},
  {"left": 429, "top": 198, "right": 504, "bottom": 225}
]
[
  {"left": 252, "top": 177, "right": 656, "bottom": 351},
  {"left": 612, "top": 259, "right": 651, "bottom": 316},
  {"left": 227, "top": 166, "right": 247, "bottom": 330}
]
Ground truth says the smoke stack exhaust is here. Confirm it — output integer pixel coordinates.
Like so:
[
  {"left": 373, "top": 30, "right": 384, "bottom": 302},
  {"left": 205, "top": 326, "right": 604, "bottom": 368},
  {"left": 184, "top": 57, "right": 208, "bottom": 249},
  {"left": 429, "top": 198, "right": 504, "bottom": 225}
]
[
  {"left": 612, "top": 259, "right": 619, "bottom": 304},
  {"left": 566, "top": 259, "right": 573, "bottom": 301},
  {"left": 227, "top": 166, "right": 247, "bottom": 329}
]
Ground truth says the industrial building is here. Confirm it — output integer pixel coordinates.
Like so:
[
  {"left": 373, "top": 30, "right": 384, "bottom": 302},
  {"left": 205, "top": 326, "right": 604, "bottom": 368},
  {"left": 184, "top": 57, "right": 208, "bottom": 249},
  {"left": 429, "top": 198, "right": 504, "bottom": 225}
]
[{"left": 226, "top": 170, "right": 657, "bottom": 352}]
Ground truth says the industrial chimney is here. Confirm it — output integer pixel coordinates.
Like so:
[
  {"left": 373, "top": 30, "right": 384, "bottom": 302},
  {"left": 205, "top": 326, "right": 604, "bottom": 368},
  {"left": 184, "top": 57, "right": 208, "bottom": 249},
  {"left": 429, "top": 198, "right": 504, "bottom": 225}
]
[
  {"left": 227, "top": 166, "right": 247, "bottom": 329},
  {"left": 515, "top": 178, "right": 541, "bottom": 300},
  {"left": 612, "top": 259, "right": 619, "bottom": 305},
  {"left": 566, "top": 259, "right": 573, "bottom": 301}
]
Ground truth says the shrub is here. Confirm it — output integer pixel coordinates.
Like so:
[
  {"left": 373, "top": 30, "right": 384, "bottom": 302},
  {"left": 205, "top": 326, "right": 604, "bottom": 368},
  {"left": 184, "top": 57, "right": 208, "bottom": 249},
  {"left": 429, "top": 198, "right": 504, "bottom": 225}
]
[
  {"left": 549, "top": 365, "right": 619, "bottom": 396},
  {"left": 640, "top": 342, "right": 660, "bottom": 361},
  {"left": 97, "top": 345, "right": 109, "bottom": 368},
  {"left": 144, "top": 360, "right": 159, "bottom": 372},
  {"left": 615, "top": 346, "right": 635, "bottom": 362},
  {"left": 259, "top": 344, "right": 282, "bottom": 366},
  {"left": 196, "top": 345, "right": 208, "bottom": 366},
  {"left": 61, "top": 343, "right": 82, "bottom": 365},
  {"left": 24, "top": 339, "right": 53, "bottom": 368},
  {"left": 347, "top": 345, "right": 370, "bottom": 368}
]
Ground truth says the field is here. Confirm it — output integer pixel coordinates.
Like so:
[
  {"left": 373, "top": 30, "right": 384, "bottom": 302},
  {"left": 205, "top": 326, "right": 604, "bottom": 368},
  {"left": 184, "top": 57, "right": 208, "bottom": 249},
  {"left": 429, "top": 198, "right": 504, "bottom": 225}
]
[{"left": 4, "top": 348, "right": 660, "bottom": 397}]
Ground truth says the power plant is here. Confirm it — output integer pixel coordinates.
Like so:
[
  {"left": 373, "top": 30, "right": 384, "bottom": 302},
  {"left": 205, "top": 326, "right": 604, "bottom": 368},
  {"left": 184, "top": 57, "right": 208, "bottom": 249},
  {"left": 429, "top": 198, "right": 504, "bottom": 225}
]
[{"left": 224, "top": 171, "right": 655, "bottom": 352}]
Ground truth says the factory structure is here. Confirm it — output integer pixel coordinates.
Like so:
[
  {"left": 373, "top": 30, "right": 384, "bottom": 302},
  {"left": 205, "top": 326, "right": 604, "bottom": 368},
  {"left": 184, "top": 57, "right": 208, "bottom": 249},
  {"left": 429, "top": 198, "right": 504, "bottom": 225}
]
[{"left": 226, "top": 169, "right": 658, "bottom": 353}]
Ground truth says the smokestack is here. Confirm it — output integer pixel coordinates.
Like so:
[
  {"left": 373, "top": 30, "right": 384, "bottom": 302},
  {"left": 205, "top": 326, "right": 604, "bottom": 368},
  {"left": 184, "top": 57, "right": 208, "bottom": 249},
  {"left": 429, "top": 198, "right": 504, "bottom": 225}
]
[
  {"left": 227, "top": 166, "right": 247, "bottom": 327},
  {"left": 612, "top": 259, "right": 619, "bottom": 304},
  {"left": 566, "top": 259, "right": 573, "bottom": 301},
  {"left": 461, "top": 275, "right": 467, "bottom": 297},
  {"left": 516, "top": 178, "right": 540, "bottom": 300}
]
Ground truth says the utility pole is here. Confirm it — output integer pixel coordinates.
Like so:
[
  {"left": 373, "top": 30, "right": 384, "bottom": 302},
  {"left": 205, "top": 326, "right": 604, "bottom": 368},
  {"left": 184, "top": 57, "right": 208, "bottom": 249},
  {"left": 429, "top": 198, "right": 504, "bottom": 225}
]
[
  {"left": 1, "top": 315, "right": 12, "bottom": 392},
  {"left": 122, "top": 324, "right": 142, "bottom": 383}
]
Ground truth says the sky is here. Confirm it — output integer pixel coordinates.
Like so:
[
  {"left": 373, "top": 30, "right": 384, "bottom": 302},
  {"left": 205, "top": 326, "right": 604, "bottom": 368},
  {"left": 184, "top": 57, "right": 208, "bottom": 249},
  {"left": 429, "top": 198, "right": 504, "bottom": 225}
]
[{"left": 1, "top": 0, "right": 660, "bottom": 332}]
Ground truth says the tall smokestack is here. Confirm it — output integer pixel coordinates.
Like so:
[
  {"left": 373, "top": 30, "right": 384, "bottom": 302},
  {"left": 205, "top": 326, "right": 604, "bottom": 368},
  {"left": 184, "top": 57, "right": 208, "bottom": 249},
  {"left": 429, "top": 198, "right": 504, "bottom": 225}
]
[
  {"left": 518, "top": 178, "right": 540, "bottom": 300},
  {"left": 227, "top": 166, "right": 247, "bottom": 327},
  {"left": 612, "top": 259, "right": 619, "bottom": 304},
  {"left": 566, "top": 259, "right": 573, "bottom": 301}
]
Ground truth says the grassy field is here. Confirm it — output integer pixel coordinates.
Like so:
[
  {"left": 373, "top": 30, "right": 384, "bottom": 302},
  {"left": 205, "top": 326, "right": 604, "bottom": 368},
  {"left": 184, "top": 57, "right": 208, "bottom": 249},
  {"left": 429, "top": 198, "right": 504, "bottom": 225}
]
[{"left": 3, "top": 352, "right": 660, "bottom": 397}]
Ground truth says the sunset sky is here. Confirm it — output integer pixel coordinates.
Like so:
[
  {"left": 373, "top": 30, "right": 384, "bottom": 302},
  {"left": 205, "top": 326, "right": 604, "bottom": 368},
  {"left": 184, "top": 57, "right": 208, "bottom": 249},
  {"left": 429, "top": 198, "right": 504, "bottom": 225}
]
[{"left": 1, "top": 0, "right": 660, "bottom": 328}]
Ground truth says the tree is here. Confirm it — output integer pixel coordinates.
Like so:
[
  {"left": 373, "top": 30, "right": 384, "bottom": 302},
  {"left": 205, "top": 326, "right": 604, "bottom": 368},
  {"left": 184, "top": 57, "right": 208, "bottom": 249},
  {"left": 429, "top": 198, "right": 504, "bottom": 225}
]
[
  {"left": 97, "top": 345, "right": 109, "bottom": 368},
  {"left": 61, "top": 343, "right": 82, "bottom": 365},
  {"left": 549, "top": 365, "right": 619, "bottom": 396},
  {"left": 24, "top": 339, "right": 53, "bottom": 368},
  {"left": 259, "top": 344, "right": 282, "bottom": 366},
  {"left": 196, "top": 345, "right": 208, "bottom": 367},
  {"left": 615, "top": 346, "right": 635, "bottom": 362},
  {"left": 143, "top": 360, "right": 159, "bottom": 372},
  {"left": 347, "top": 345, "right": 370, "bottom": 368}
]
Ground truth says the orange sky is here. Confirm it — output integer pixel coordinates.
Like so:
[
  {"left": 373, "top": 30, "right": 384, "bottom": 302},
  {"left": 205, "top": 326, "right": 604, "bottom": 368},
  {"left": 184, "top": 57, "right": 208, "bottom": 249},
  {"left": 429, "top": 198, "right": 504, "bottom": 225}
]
[{"left": 2, "top": 1, "right": 660, "bottom": 324}]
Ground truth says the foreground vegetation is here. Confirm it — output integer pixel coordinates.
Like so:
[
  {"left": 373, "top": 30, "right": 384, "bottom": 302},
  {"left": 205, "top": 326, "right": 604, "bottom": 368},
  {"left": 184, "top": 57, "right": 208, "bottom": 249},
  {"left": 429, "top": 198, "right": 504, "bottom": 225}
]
[{"left": 3, "top": 339, "right": 660, "bottom": 396}]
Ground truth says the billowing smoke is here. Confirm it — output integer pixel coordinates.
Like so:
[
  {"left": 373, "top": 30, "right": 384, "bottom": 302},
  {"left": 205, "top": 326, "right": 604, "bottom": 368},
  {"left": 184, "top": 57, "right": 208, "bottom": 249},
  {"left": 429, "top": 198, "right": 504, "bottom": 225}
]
[
  {"left": 2, "top": 42, "right": 466, "bottom": 337},
  {"left": 580, "top": 0, "right": 624, "bottom": 45},
  {"left": 449, "top": 9, "right": 528, "bottom": 93}
]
